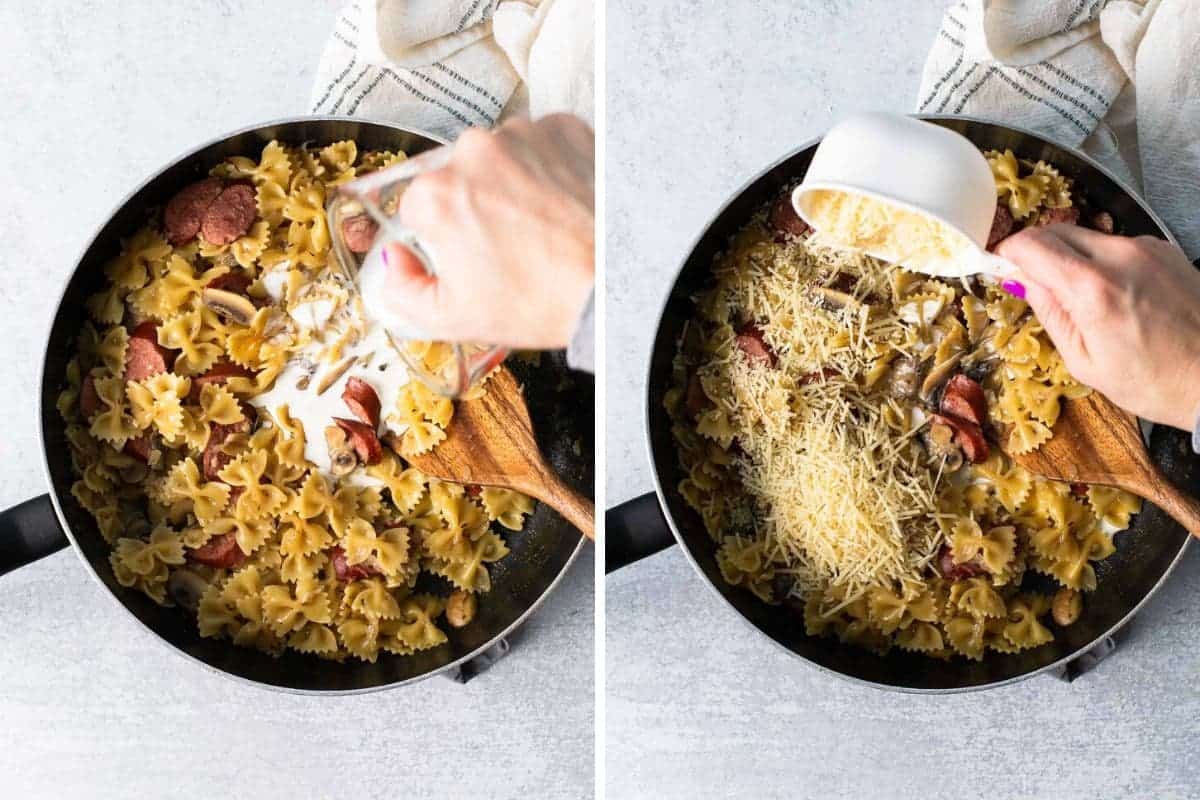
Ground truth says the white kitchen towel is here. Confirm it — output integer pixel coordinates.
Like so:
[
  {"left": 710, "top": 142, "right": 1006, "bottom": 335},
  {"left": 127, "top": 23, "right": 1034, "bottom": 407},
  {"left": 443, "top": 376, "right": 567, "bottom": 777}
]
[
  {"left": 917, "top": 0, "right": 1200, "bottom": 259},
  {"left": 311, "top": 0, "right": 593, "bottom": 141}
]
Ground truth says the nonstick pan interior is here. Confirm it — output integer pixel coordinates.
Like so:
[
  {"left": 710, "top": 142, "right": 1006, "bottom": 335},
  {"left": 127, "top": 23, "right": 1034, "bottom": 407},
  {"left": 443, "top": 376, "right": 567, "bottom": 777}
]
[
  {"left": 39, "top": 118, "right": 592, "bottom": 692},
  {"left": 645, "top": 116, "right": 1194, "bottom": 691}
]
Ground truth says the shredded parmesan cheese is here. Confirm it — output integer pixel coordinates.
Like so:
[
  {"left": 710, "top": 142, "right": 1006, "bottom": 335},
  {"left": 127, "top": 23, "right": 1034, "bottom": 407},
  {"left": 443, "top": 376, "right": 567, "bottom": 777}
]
[{"left": 800, "top": 188, "right": 971, "bottom": 275}]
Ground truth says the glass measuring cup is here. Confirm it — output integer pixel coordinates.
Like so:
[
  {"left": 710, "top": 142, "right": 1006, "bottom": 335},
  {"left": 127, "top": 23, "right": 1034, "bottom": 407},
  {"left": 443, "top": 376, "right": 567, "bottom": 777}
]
[{"left": 327, "top": 145, "right": 508, "bottom": 398}]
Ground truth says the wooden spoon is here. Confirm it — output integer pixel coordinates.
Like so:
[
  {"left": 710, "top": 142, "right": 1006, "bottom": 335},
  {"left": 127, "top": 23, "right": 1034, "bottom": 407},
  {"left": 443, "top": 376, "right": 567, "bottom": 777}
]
[
  {"left": 1006, "top": 391, "right": 1200, "bottom": 539},
  {"left": 402, "top": 367, "right": 595, "bottom": 540}
]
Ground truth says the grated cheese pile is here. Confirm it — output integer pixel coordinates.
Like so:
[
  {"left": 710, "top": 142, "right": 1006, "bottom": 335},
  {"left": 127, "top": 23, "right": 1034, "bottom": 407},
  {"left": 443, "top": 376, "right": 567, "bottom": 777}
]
[
  {"left": 800, "top": 188, "right": 972, "bottom": 276},
  {"left": 700, "top": 229, "right": 942, "bottom": 600}
]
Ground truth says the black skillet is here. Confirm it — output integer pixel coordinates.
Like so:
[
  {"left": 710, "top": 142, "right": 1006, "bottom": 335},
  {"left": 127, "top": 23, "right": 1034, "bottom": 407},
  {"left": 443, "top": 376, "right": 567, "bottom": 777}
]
[
  {"left": 0, "top": 117, "right": 593, "bottom": 693},
  {"left": 607, "top": 114, "right": 1198, "bottom": 692}
]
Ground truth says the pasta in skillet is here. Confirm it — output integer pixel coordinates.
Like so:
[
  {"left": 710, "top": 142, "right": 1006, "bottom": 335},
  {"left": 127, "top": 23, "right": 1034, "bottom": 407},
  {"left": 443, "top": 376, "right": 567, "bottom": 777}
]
[
  {"left": 667, "top": 150, "right": 1140, "bottom": 660},
  {"left": 58, "top": 140, "right": 537, "bottom": 663}
]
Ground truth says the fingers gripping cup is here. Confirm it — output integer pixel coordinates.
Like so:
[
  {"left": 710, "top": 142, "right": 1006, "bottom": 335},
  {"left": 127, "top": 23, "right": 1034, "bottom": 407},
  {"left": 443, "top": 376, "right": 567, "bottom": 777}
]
[
  {"left": 328, "top": 145, "right": 508, "bottom": 398},
  {"left": 792, "top": 112, "right": 1018, "bottom": 279}
]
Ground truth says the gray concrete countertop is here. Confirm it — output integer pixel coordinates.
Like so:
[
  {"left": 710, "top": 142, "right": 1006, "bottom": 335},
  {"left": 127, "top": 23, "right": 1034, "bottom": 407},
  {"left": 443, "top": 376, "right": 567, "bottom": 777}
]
[
  {"left": 605, "top": 2, "right": 1200, "bottom": 798},
  {"left": 0, "top": 3, "right": 592, "bottom": 798}
]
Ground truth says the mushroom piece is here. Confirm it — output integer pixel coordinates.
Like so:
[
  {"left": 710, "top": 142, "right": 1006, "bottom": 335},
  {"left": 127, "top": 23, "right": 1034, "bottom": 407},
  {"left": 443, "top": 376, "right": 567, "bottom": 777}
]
[
  {"left": 923, "top": 419, "right": 964, "bottom": 471},
  {"left": 167, "top": 569, "right": 209, "bottom": 613},
  {"left": 119, "top": 461, "right": 149, "bottom": 484},
  {"left": 886, "top": 357, "right": 921, "bottom": 401},
  {"left": 918, "top": 352, "right": 964, "bottom": 405},
  {"left": 202, "top": 288, "right": 257, "bottom": 326},
  {"left": 1052, "top": 587, "right": 1082, "bottom": 626},
  {"left": 813, "top": 286, "right": 862, "bottom": 314},
  {"left": 445, "top": 590, "right": 477, "bottom": 628},
  {"left": 324, "top": 424, "right": 359, "bottom": 476}
]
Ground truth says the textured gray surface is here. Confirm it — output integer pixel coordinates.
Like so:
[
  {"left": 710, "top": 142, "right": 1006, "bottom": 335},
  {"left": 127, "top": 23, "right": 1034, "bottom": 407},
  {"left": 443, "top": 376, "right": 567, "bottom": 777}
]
[
  {"left": 605, "top": 2, "right": 1200, "bottom": 799},
  {"left": 0, "top": 3, "right": 593, "bottom": 799}
]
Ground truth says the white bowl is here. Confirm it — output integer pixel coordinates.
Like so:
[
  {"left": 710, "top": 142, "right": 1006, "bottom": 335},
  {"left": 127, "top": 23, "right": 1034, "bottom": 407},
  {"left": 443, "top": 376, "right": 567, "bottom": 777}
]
[{"left": 793, "top": 112, "right": 1014, "bottom": 278}]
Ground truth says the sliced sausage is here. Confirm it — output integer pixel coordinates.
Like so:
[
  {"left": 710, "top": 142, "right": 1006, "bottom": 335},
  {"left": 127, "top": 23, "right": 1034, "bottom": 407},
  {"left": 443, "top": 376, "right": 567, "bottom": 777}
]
[
  {"left": 767, "top": 193, "right": 809, "bottom": 241},
  {"left": 189, "top": 361, "right": 255, "bottom": 403},
  {"left": 123, "top": 435, "right": 153, "bottom": 463},
  {"left": 188, "top": 532, "right": 247, "bottom": 569},
  {"left": 986, "top": 204, "right": 1014, "bottom": 250},
  {"left": 1070, "top": 482, "right": 1089, "bottom": 497},
  {"left": 205, "top": 272, "right": 252, "bottom": 295},
  {"left": 203, "top": 415, "right": 251, "bottom": 481},
  {"left": 1033, "top": 206, "right": 1080, "bottom": 227},
  {"left": 342, "top": 377, "right": 382, "bottom": 429},
  {"left": 939, "top": 374, "right": 988, "bottom": 427},
  {"left": 334, "top": 417, "right": 383, "bottom": 465},
  {"left": 465, "top": 485, "right": 482, "bottom": 498},
  {"left": 735, "top": 323, "right": 776, "bottom": 368},
  {"left": 930, "top": 412, "right": 989, "bottom": 464},
  {"left": 163, "top": 177, "right": 224, "bottom": 245},
  {"left": 124, "top": 322, "right": 175, "bottom": 382},
  {"left": 341, "top": 214, "right": 380, "bottom": 254},
  {"left": 937, "top": 544, "right": 986, "bottom": 581},
  {"left": 80, "top": 373, "right": 100, "bottom": 419},
  {"left": 1089, "top": 211, "right": 1115, "bottom": 234},
  {"left": 799, "top": 366, "right": 840, "bottom": 385},
  {"left": 329, "top": 545, "right": 382, "bottom": 581},
  {"left": 200, "top": 183, "right": 257, "bottom": 246}
]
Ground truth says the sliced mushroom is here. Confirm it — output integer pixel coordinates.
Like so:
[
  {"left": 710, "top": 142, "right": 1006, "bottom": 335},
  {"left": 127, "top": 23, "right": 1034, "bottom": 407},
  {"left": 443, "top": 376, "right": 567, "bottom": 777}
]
[
  {"left": 316, "top": 356, "right": 356, "bottom": 395},
  {"left": 167, "top": 569, "right": 209, "bottom": 612},
  {"left": 898, "top": 296, "right": 946, "bottom": 327},
  {"left": 202, "top": 288, "right": 257, "bottom": 326},
  {"left": 813, "top": 286, "right": 862, "bottom": 314},
  {"left": 886, "top": 357, "right": 921, "bottom": 401},
  {"left": 445, "top": 590, "right": 477, "bottom": 628},
  {"left": 325, "top": 424, "right": 358, "bottom": 476},
  {"left": 919, "top": 352, "right": 964, "bottom": 405},
  {"left": 1052, "top": 587, "right": 1082, "bottom": 626},
  {"left": 119, "top": 461, "right": 149, "bottom": 484},
  {"left": 922, "top": 420, "right": 964, "bottom": 471}
]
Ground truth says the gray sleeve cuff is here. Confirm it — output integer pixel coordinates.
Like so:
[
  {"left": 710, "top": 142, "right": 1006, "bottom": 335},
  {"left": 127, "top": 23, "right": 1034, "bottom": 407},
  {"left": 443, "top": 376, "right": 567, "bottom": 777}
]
[{"left": 566, "top": 289, "right": 594, "bottom": 374}]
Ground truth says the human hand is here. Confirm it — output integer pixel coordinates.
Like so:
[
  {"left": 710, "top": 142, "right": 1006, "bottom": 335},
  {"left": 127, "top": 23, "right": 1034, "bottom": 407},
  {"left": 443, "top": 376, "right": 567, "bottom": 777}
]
[
  {"left": 996, "top": 225, "right": 1200, "bottom": 432},
  {"left": 381, "top": 113, "right": 594, "bottom": 350}
]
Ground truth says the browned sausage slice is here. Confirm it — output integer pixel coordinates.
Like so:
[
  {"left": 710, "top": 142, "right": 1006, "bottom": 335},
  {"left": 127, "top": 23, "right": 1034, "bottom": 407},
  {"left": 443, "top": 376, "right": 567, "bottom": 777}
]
[
  {"left": 80, "top": 373, "right": 100, "bottom": 419},
  {"left": 125, "top": 321, "right": 175, "bottom": 382},
  {"left": 202, "top": 415, "right": 251, "bottom": 481},
  {"left": 940, "top": 374, "right": 988, "bottom": 427},
  {"left": 341, "top": 214, "right": 380, "bottom": 254},
  {"left": 1033, "top": 206, "right": 1080, "bottom": 227},
  {"left": 937, "top": 544, "right": 987, "bottom": 581},
  {"left": 164, "top": 177, "right": 224, "bottom": 245},
  {"left": 685, "top": 373, "right": 707, "bottom": 419},
  {"left": 767, "top": 193, "right": 809, "bottom": 241},
  {"left": 205, "top": 272, "right": 253, "bottom": 295},
  {"left": 189, "top": 360, "right": 255, "bottom": 403},
  {"left": 334, "top": 417, "right": 383, "bottom": 465},
  {"left": 342, "top": 377, "right": 382, "bottom": 429},
  {"left": 736, "top": 323, "right": 776, "bottom": 368},
  {"left": 200, "top": 183, "right": 257, "bottom": 246},
  {"left": 1089, "top": 211, "right": 1115, "bottom": 234},
  {"left": 986, "top": 204, "right": 1014, "bottom": 250},
  {"left": 930, "top": 413, "right": 989, "bottom": 464},
  {"left": 188, "top": 532, "right": 247, "bottom": 569},
  {"left": 329, "top": 545, "right": 382, "bottom": 581},
  {"left": 124, "top": 435, "right": 154, "bottom": 463}
]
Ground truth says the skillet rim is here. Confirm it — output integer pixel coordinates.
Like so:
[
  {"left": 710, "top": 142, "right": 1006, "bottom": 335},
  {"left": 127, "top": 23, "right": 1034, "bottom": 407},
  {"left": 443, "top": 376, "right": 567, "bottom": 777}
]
[
  {"left": 641, "top": 112, "right": 1191, "bottom": 693},
  {"left": 37, "top": 114, "right": 588, "bottom": 695}
]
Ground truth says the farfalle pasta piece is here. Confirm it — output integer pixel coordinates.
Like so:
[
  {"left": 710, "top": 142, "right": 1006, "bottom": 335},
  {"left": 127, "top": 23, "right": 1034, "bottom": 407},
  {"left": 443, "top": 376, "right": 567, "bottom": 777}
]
[
  {"left": 480, "top": 488, "right": 535, "bottom": 531},
  {"left": 127, "top": 372, "right": 190, "bottom": 438},
  {"left": 217, "top": 449, "right": 288, "bottom": 520},
  {"left": 895, "top": 621, "right": 944, "bottom": 653},
  {"left": 198, "top": 383, "right": 244, "bottom": 425},
  {"left": 290, "top": 624, "right": 338, "bottom": 656},
  {"left": 1087, "top": 486, "right": 1142, "bottom": 530},
  {"left": 291, "top": 471, "right": 334, "bottom": 520},
  {"left": 345, "top": 579, "right": 402, "bottom": 620},
  {"left": 1002, "top": 596, "right": 1055, "bottom": 650},
  {"left": 197, "top": 583, "right": 240, "bottom": 638},
  {"left": 86, "top": 285, "right": 127, "bottom": 325},
  {"left": 158, "top": 308, "right": 223, "bottom": 376},
  {"left": 164, "top": 457, "right": 230, "bottom": 525},
  {"left": 987, "top": 149, "right": 1050, "bottom": 219},
  {"left": 366, "top": 453, "right": 427, "bottom": 514},
  {"left": 949, "top": 577, "right": 1007, "bottom": 619},
  {"left": 428, "top": 531, "right": 509, "bottom": 593},
  {"left": 96, "top": 326, "right": 129, "bottom": 375},
  {"left": 944, "top": 614, "right": 988, "bottom": 661},
  {"left": 279, "top": 513, "right": 332, "bottom": 557},
  {"left": 262, "top": 583, "right": 332, "bottom": 636},
  {"left": 337, "top": 615, "right": 381, "bottom": 662},
  {"left": 379, "top": 594, "right": 447, "bottom": 656},
  {"left": 89, "top": 375, "right": 138, "bottom": 447},
  {"left": 950, "top": 519, "right": 1015, "bottom": 576}
]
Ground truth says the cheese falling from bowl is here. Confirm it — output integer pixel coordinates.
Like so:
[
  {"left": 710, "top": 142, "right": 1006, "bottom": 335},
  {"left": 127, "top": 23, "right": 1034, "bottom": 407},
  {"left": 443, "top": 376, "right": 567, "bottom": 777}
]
[{"left": 799, "top": 188, "right": 975, "bottom": 277}]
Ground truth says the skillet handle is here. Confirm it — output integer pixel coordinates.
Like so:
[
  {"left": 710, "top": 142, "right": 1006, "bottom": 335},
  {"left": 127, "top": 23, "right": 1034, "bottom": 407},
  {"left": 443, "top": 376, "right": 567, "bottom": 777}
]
[
  {"left": 605, "top": 492, "right": 676, "bottom": 573},
  {"left": 0, "top": 494, "right": 69, "bottom": 578}
]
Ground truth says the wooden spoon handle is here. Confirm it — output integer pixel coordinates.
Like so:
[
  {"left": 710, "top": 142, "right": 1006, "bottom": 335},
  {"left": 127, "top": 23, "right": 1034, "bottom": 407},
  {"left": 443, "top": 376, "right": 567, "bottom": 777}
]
[
  {"left": 525, "top": 471, "right": 595, "bottom": 540},
  {"left": 1139, "top": 478, "right": 1200, "bottom": 540}
]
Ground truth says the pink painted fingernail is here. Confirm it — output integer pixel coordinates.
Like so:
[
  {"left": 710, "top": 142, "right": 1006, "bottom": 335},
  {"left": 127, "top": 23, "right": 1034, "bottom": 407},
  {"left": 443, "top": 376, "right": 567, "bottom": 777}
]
[
  {"left": 1000, "top": 279, "right": 1026, "bottom": 299},
  {"left": 381, "top": 246, "right": 390, "bottom": 267}
]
